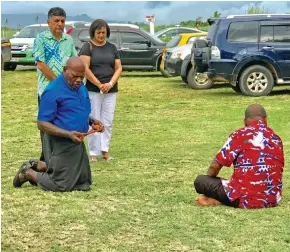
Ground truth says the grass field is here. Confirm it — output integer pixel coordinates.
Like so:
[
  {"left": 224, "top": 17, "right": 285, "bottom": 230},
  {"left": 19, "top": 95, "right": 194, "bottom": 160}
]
[{"left": 1, "top": 70, "right": 290, "bottom": 252}]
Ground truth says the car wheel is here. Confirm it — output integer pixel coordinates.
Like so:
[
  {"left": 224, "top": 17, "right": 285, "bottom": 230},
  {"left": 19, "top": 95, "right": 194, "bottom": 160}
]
[
  {"left": 239, "top": 65, "right": 274, "bottom": 96},
  {"left": 181, "top": 75, "right": 188, "bottom": 84},
  {"left": 160, "top": 69, "right": 172, "bottom": 78},
  {"left": 4, "top": 63, "right": 17, "bottom": 71},
  {"left": 187, "top": 66, "right": 213, "bottom": 89}
]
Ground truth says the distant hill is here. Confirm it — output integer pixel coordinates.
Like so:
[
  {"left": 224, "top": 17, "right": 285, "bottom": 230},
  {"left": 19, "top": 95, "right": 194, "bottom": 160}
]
[{"left": 1, "top": 13, "right": 124, "bottom": 29}]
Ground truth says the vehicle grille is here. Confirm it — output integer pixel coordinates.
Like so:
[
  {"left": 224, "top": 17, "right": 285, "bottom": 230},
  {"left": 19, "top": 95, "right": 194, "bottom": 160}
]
[
  {"left": 11, "top": 48, "right": 23, "bottom": 52},
  {"left": 12, "top": 54, "right": 26, "bottom": 58}
]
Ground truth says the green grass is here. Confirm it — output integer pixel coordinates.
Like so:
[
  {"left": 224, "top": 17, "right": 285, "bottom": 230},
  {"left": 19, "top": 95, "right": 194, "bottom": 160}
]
[{"left": 1, "top": 70, "right": 290, "bottom": 252}]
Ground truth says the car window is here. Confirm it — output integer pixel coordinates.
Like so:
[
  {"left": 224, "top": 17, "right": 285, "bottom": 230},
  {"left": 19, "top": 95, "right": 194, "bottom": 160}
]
[
  {"left": 166, "top": 35, "right": 181, "bottom": 48},
  {"left": 17, "top": 26, "right": 48, "bottom": 38},
  {"left": 179, "top": 28, "right": 198, "bottom": 34},
  {"left": 141, "top": 29, "right": 164, "bottom": 44},
  {"left": 274, "top": 25, "right": 290, "bottom": 42},
  {"left": 260, "top": 26, "right": 273, "bottom": 42},
  {"left": 227, "top": 21, "right": 258, "bottom": 43},
  {"left": 107, "top": 32, "right": 118, "bottom": 45},
  {"left": 155, "top": 28, "right": 170, "bottom": 37},
  {"left": 260, "top": 25, "right": 290, "bottom": 43},
  {"left": 120, "top": 32, "right": 147, "bottom": 44},
  {"left": 162, "top": 29, "right": 178, "bottom": 37}
]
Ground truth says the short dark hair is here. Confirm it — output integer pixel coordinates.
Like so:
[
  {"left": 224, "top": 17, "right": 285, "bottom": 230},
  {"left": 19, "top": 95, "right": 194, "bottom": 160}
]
[
  {"left": 89, "top": 19, "right": 110, "bottom": 39},
  {"left": 48, "top": 7, "right": 66, "bottom": 19}
]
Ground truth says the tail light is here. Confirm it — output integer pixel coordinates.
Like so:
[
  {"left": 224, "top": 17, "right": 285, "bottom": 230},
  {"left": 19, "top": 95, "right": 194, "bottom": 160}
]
[
  {"left": 66, "top": 27, "right": 74, "bottom": 34},
  {"left": 211, "top": 46, "right": 220, "bottom": 60}
]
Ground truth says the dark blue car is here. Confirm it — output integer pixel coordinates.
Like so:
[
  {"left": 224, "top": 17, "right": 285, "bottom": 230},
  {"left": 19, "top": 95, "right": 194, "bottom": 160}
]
[{"left": 191, "top": 14, "right": 290, "bottom": 96}]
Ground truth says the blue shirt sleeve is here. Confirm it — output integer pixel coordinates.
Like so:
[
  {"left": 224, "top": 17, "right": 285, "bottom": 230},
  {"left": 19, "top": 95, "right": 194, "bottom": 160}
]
[{"left": 38, "top": 88, "right": 57, "bottom": 122}]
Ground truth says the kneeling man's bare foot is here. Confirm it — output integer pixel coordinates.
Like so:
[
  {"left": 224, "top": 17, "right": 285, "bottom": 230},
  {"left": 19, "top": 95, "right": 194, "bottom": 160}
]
[{"left": 195, "top": 195, "right": 221, "bottom": 206}]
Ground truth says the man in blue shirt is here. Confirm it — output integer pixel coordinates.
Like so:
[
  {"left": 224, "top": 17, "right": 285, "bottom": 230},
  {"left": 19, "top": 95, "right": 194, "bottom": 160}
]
[{"left": 13, "top": 57, "right": 104, "bottom": 192}]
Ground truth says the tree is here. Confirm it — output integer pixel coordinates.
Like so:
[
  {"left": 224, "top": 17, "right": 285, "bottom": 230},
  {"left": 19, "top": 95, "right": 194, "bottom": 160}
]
[
  {"left": 247, "top": 4, "right": 269, "bottom": 14},
  {"left": 35, "top": 16, "right": 39, "bottom": 24},
  {"left": 4, "top": 19, "right": 8, "bottom": 37},
  {"left": 213, "top": 11, "right": 221, "bottom": 18}
]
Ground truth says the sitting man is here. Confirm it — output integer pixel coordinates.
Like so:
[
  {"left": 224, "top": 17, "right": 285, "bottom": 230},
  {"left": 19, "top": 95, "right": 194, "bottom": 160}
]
[
  {"left": 13, "top": 56, "right": 104, "bottom": 192},
  {"left": 194, "top": 104, "right": 284, "bottom": 209}
]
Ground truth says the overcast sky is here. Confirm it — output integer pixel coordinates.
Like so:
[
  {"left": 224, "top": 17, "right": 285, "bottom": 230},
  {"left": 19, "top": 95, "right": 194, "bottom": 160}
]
[{"left": 1, "top": 1, "right": 290, "bottom": 25}]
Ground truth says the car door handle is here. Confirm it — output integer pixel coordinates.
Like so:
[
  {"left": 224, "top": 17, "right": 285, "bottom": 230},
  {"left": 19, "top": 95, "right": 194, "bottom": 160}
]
[
  {"left": 262, "top": 46, "right": 274, "bottom": 50},
  {"left": 121, "top": 47, "right": 129, "bottom": 50}
]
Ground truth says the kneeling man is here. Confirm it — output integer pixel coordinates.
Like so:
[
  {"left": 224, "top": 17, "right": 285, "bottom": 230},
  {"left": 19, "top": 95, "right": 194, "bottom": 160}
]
[
  {"left": 13, "top": 56, "right": 104, "bottom": 192},
  {"left": 194, "top": 104, "right": 284, "bottom": 209}
]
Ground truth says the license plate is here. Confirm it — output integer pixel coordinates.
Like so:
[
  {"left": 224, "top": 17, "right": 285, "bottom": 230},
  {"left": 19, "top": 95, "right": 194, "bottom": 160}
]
[{"left": 10, "top": 58, "right": 19, "bottom": 62}]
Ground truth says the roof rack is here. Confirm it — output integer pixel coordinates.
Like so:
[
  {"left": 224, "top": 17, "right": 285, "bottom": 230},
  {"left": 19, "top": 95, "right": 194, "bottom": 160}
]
[{"left": 227, "top": 14, "right": 290, "bottom": 19}]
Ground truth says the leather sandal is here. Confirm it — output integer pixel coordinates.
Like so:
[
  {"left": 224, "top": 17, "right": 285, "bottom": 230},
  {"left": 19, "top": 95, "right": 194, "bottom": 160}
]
[{"left": 13, "top": 161, "right": 31, "bottom": 188}]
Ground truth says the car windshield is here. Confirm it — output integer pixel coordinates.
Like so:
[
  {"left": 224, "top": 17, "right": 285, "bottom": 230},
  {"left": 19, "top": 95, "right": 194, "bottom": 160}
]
[
  {"left": 154, "top": 28, "right": 170, "bottom": 37},
  {"left": 17, "top": 26, "right": 48, "bottom": 38},
  {"left": 166, "top": 35, "right": 181, "bottom": 48},
  {"left": 141, "top": 28, "right": 164, "bottom": 43}
]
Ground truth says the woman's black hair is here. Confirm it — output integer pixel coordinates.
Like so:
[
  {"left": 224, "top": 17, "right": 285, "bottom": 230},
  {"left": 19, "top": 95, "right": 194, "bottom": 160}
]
[{"left": 89, "top": 19, "right": 110, "bottom": 39}]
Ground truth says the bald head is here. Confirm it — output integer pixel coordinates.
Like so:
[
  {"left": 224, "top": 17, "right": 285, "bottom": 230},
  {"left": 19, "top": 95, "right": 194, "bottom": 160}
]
[
  {"left": 63, "top": 56, "right": 86, "bottom": 89},
  {"left": 65, "top": 56, "right": 86, "bottom": 72},
  {"left": 244, "top": 104, "right": 267, "bottom": 125}
]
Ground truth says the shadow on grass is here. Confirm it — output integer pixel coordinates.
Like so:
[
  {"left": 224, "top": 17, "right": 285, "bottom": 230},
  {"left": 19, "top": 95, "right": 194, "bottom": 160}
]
[{"left": 269, "top": 89, "right": 290, "bottom": 96}]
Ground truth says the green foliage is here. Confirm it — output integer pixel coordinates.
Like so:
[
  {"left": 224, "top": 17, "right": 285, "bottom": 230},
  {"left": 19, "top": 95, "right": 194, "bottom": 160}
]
[
  {"left": 247, "top": 4, "right": 269, "bottom": 14},
  {"left": 1, "top": 27, "right": 19, "bottom": 39},
  {"left": 213, "top": 11, "right": 221, "bottom": 18},
  {"left": 1, "top": 70, "right": 290, "bottom": 252}
]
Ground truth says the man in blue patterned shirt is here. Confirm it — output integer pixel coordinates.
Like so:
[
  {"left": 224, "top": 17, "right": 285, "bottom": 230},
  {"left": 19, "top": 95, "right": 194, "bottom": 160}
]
[{"left": 33, "top": 7, "right": 77, "bottom": 161}]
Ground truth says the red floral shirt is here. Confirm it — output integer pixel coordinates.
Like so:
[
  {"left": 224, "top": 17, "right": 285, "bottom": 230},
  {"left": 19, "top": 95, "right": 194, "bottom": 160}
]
[{"left": 215, "top": 120, "right": 284, "bottom": 209}]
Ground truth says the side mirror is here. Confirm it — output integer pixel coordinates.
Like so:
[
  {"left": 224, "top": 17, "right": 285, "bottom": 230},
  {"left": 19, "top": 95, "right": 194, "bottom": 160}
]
[{"left": 146, "top": 41, "right": 152, "bottom": 47}]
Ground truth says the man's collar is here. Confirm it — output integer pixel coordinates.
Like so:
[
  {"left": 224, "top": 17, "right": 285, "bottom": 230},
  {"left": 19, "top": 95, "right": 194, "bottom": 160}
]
[
  {"left": 44, "top": 30, "right": 67, "bottom": 41},
  {"left": 247, "top": 119, "right": 267, "bottom": 127}
]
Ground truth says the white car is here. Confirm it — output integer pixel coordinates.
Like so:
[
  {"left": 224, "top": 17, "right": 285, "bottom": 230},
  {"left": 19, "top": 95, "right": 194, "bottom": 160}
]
[
  {"left": 5, "top": 22, "right": 88, "bottom": 71},
  {"left": 154, "top": 27, "right": 204, "bottom": 40}
]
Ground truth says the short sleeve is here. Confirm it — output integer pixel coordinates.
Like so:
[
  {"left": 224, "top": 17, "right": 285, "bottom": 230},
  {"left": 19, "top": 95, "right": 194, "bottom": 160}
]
[
  {"left": 33, "top": 35, "right": 45, "bottom": 63},
  {"left": 38, "top": 88, "right": 57, "bottom": 122},
  {"left": 112, "top": 44, "right": 120, "bottom": 59},
  {"left": 79, "top": 42, "right": 91, "bottom": 57},
  {"left": 215, "top": 131, "right": 240, "bottom": 167}
]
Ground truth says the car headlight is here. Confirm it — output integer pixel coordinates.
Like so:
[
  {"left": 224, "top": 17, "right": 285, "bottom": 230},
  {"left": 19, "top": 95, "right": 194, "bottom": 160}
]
[{"left": 170, "top": 51, "right": 183, "bottom": 59}]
